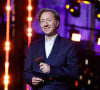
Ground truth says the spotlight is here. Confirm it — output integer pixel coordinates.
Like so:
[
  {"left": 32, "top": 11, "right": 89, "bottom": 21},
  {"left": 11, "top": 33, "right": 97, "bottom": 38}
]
[
  {"left": 97, "top": 38, "right": 100, "bottom": 45},
  {"left": 75, "top": 80, "right": 78, "bottom": 87},
  {"left": 27, "top": 17, "right": 32, "bottom": 21},
  {"left": 95, "top": 4, "right": 100, "bottom": 20},
  {"left": 70, "top": 3, "right": 80, "bottom": 17},
  {"left": 27, "top": 5, "right": 32, "bottom": 11},
  {"left": 83, "top": 0, "right": 95, "bottom": 4},
  {"left": 83, "top": 1, "right": 91, "bottom": 4},
  {"left": 66, "top": 4, "right": 70, "bottom": 10},
  {"left": 96, "top": 31, "right": 100, "bottom": 45},
  {"left": 6, "top": 6, "right": 11, "bottom": 11},
  {"left": 70, "top": 29, "right": 81, "bottom": 42}
]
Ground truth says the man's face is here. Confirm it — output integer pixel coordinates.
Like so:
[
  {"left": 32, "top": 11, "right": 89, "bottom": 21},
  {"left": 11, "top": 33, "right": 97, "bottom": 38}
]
[{"left": 40, "top": 12, "right": 59, "bottom": 36}]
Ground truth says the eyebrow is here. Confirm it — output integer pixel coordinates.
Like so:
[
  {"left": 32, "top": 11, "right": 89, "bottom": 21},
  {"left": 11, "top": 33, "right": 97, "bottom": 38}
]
[{"left": 40, "top": 18, "right": 52, "bottom": 20}]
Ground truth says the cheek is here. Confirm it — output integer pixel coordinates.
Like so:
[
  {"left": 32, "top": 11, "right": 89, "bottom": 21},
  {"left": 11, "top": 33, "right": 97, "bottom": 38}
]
[
  {"left": 51, "top": 23, "right": 56, "bottom": 28},
  {"left": 40, "top": 24, "right": 43, "bottom": 28}
]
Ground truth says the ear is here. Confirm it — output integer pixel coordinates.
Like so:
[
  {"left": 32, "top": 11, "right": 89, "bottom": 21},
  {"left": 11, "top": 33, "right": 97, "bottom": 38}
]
[{"left": 55, "top": 20, "right": 59, "bottom": 28}]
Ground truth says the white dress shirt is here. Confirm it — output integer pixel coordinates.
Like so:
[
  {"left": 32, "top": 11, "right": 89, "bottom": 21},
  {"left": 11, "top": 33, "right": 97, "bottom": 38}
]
[{"left": 45, "top": 34, "right": 58, "bottom": 58}]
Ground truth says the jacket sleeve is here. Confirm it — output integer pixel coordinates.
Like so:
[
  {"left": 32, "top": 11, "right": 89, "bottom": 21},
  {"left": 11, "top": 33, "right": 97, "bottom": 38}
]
[
  {"left": 23, "top": 44, "right": 34, "bottom": 86},
  {"left": 49, "top": 45, "right": 79, "bottom": 79}
]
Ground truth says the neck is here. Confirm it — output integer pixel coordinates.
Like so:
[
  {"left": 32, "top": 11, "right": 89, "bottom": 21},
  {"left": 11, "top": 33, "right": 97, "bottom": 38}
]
[{"left": 46, "top": 33, "right": 57, "bottom": 41}]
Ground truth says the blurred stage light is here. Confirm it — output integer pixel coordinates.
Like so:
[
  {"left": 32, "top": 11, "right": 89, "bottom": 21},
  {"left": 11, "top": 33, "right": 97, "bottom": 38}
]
[
  {"left": 96, "top": 31, "right": 100, "bottom": 45},
  {"left": 85, "top": 59, "right": 88, "bottom": 65},
  {"left": 27, "top": 17, "right": 32, "bottom": 21},
  {"left": 87, "top": 79, "right": 91, "bottom": 85},
  {"left": 83, "top": 0, "right": 95, "bottom": 4},
  {"left": 5, "top": 0, "right": 11, "bottom": 89},
  {"left": 66, "top": 4, "right": 70, "bottom": 10},
  {"left": 70, "top": 29, "right": 81, "bottom": 42},
  {"left": 5, "top": 41, "right": 10, "bottom": 51},
  {"left": 70, "top": 8, "right": 74, "bottom": 13},
  {"left": 97, "top": 38, "right": 100, "bottom": 45},
  {"left": 95, "top": 5, "right": 100, "bottom": 20},
  {"left": 77, "top": 0, "right": 81, "bottom": 3},
  {"left": 28, "top": 5, "right": 32, "bottom": 11},
  {"left": 28, "top": 28, "right": 32, "bottom": 32},
  {"left": 70, "top": 3, "right": 80, "bottom": 17},
  {"left": 27, "top": 0, "right": 32, "bottom": 89},
  {"left": 6, "top": 6, "right": 11, "bottom": 11},
  {"left": 4, "top": 75, "right": 9, "bottom": 80},
  {"left": 79, "top": 75, "right": 83, "bottom": 80},
  {"left": 90, "top": 72, "right": 94, "bottom": 77},
  {"left": 4, "top": 79, "right": 9, "bottom": 85},
  {"left": 75, "top": 80, "right": 78, "bottom": 87},
  {"left": 97, "top": 13, "right": 100, "bottom": 18},
  {"left": 71, "top": 33, "right": 81, "bottom": 42},
  {"left": 28, "top": 32, "right": 32, "bottom": 37},
  {"left": 5, "top": 62, "right": 9, "bottom": 68},
  {"left": 83, "top": 1, "right": 91, "bottom": 4}
]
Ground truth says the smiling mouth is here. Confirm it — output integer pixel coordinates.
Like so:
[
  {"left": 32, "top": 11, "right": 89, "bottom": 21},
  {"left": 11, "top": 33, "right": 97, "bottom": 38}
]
[{"left": 44, "top": 27, "right": 50, "bottom": 30}]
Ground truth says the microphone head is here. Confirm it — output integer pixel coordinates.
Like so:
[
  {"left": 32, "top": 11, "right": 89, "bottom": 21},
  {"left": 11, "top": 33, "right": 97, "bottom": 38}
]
[{"left": 35, "top": 56, "right": 45, "bottom": 65}]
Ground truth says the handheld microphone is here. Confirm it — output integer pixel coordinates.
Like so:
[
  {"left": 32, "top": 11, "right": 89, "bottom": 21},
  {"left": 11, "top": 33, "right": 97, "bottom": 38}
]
[
  {"left": 34, "top": 56, "right": 53, "bottom": 82},
  {"left": 34, "top": 56, "right": 45, "bottom": 65}
]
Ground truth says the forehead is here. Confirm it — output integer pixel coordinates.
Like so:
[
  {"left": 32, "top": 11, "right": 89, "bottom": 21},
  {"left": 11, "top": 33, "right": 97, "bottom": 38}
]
[{"left": 40, "top": 11, "right": 55, "bottom": 19}]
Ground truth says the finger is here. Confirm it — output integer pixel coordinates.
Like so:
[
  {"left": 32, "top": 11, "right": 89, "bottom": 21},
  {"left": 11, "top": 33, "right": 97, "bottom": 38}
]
[
  {"left": 40, "top": 68, "right": 46, "bottom": 73},
  {"left": 35, "top": 77, "right": 43, "bottom": 81},
  {"left": 40, "top": 65, "right": 45, "bottom": 70},
  {"left": 32, "top": 82, "right": 39, "bottom": 86},
  {"left": 32, "top": 77, "right": 43, "bottom": 83},
  {"left": 39, "top": 63, "right": 45, "bottom": 66}
]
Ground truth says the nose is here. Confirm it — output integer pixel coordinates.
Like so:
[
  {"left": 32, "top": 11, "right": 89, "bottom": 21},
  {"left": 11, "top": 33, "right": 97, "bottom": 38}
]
[{"left": 44, "top": 20, "right": 48, "bottom": 26}]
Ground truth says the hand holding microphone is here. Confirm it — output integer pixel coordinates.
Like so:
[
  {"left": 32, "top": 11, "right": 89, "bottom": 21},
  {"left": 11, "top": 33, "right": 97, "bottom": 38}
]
[
  {"left": 39, "top": 63, "right": 50, "bottom": 74},
  {"left": 34, "top": 56, "right": 53, "bottom": 82},
  {"left": 35, "top": 57, "right": 50, "bottom": 74}
]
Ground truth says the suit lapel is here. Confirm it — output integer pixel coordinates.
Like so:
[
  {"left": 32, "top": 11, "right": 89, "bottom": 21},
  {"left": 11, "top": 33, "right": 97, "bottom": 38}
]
[
  {"left": 47, "top": 34, "right": 61, "bottom": 64},
  {"left": 39, "top": 38, "right": 46, "bottom": 61},
  {"left": 39, "top": 34, "right": 62, "bottom": 64}
]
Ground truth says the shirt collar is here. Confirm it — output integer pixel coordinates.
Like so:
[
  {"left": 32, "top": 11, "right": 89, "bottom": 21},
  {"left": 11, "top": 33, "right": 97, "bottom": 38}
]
[{"left": 45, "top": 34, "right": 58, "bottom": 43}]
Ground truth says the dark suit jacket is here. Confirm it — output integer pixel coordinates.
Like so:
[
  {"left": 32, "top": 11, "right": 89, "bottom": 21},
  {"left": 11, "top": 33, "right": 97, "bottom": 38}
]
[{"left": 24, "top": 34, "right": 79, "bottom": 90}]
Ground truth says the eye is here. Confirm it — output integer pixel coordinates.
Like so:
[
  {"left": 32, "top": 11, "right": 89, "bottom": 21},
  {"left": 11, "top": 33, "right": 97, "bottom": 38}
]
[
  {"left": 40, "top": 20, "right": 44, "bottom": 23},
  {"left": 47, "top": 19, "right": 52, "bottom": 22}
]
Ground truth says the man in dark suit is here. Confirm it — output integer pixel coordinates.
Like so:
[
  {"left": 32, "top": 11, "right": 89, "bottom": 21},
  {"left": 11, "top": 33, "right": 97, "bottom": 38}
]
[{"left": 24, "top": 8, "right": 79, "bottom": 90}]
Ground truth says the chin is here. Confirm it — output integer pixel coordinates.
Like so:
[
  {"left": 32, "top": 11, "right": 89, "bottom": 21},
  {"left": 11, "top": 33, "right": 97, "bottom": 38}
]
[{"left": 45, "top": 33, "right": 52, "bottom": 36}]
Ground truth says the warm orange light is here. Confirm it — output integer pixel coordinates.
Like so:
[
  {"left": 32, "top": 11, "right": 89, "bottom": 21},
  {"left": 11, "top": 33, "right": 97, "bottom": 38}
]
[
  {"left": 4, "top": 75, "right": 9, "bottom": 80},
  {"left": 6, "top": 6, "right": 11, "bottom": 11},
  {"left": 79, "top": 75, "right": 83, "bottom": 80},
  {"left": 4, "top": 79, "right": 9, "bottom": 85},
  {"left": 75, "top": 80, "right": 78, "bottom": 87},
  {"left": 5, "top": 62, "right": 9, "bottom": 68},
  {"left": 5, "top": 46, "right": 10, "bottom": 51},
  {"left": 70, "top": 8, "right": 74, "bottom": 13},
  {"left": 83, "top": 1, "right": 91, "bottom": 4},
  {"left": 28, "top": 33, "right": 32, "bottom": 37},
  {"left": 97, "top": 38, "right": 100, "bottom": 45},
  {"left": 5, "top": 41, "right": 10, "bottom": 46},
  {"left": 71, "top": 33, "right": 81, "bottom": 42},
  {"left": 27, "top": 0, "right": 32, "bottom": 89},
  {"left": 28, "top": 17, "right": 32, "bottom": 21},
  {"left": 28, "top": 6, "right": 32, "bottom": 10},
  {"left": 5, "top": 0, "right": 10, "bottom": 89},
  {"left": 85, "top": 59, "right": 88, "bottom": 65},
  {"left": 88, "top": 79, "right": 91, "bottom": 85},
  {"left": 97, "top": 13, "right": 100, "bottom": 18},
  {"left": 28, "top": 28, "right": 32, "bottom": 32},
  {"left": 77, "top": 0, "right": 81, "bottom": 3},
  {"left": 90, "top": 72, "right": 93, "bottom": 77},
  {"left": 4, "top": 87, "right": 8, "bottom": 90},
  {"left": 5, "top": 41, "right": 10, "bottom": 51},
  {"left": 66, "top": 4, "right": 70, "bottom": 10}
]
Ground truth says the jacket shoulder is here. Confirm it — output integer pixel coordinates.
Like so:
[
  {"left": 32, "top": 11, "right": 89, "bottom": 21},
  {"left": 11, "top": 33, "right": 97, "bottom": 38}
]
[{"left": 61, "top": 37, "right": 74, "bottom": 47}]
